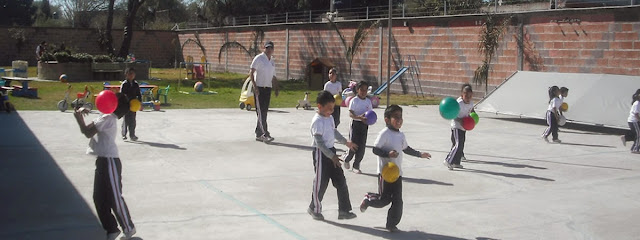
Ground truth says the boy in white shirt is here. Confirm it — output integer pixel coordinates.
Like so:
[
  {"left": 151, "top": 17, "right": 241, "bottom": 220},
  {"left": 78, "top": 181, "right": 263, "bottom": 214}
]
[
  {"left": 343, "top": 81, "right": 373, "bottom": 173},
  {"left": 542, "top": 86, "right": 562, "bottom": 143},
  {"left": 444, "top": 84, "right": 475, "bottom": 170},
  {"left": 622, "top": 89, "right": 640, "bottom": 153},
  {"left": 74, "top": 93, "right": 136, "bottom": 240},
  {"left": 308, "top": 91, "right": 358, "bottom": 221},
  {"left": 359, "top": 105, "right": 431, "bottom": 232},
  {"left": 323, "top": 68, "right": 342, "bottom": 127}
]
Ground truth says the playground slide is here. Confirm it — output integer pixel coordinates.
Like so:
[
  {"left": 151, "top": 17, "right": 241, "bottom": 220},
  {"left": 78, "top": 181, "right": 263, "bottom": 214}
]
[{"left": 372, "top": 67, "right": 408, "bottom": 95}]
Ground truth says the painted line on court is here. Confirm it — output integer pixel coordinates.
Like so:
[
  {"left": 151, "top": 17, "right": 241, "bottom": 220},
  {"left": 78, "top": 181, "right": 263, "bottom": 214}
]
[{"left": 199, "top": 181, "right": 306, "bottom": 240}]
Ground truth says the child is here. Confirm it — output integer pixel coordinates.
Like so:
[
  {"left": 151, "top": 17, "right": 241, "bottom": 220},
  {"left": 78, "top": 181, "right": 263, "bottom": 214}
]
[
  {"left": 444, "top": 84, "right": 475, "bottom": 170},
  {"left": 74, "top": 93, "right": 136, "bottom": 240},
  {"left": 120, "top": 67, "right": 141, "bottom": 141},
  {"left": 308, "top": 90, "right": 359, "bottom": 221},
  {"left": 359, "top": 105, "right": 431, "bottom": 232},
  {"left": 622, "top": 89, "right": 640, "bottom": 153},
  {"left": 343, "top": 81, "right": 373, "bottom": 173},
  {"left": 542, "top": 86, "right": 562, "bottom": 143},
  {"left": 323, "top": 68, "right": 342, "bottom": 127}
]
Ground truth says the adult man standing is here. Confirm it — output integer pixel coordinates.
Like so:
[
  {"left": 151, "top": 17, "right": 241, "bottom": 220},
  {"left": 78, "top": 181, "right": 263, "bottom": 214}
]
[
  {"left": 36, "top": 41, "right": 47, "bottom": 61},
  {"left": 249, "top": 40, "right": 279, "bottom": 142}
]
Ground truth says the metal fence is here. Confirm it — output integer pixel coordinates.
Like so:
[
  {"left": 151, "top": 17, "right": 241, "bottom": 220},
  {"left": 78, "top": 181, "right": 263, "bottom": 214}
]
[{"left": 177, "top": 0, "right": 638, "bottom": 30}]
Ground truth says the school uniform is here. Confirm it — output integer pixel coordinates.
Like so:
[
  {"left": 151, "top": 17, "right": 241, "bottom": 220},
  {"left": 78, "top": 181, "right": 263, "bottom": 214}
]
[
  {"left": 120, "top": 80, "right": 141, "bottom": 139},
  {"left": 344, "top": 96, "right": 373, "bottom": 170},
  {"left": 625, "top": 100, "right": 640, "bottom": 152},
  {"left": 88, "top": 113, "right": 135, "bottom": 235},
  {"left": 309, "top": 113, "right": 352, "bottom": 214},
  {"left": 361, "top": 126, "right": 422, "bottom": 229},
  {"left": 251, "top": 52, "right": 276, "bottom": 138},
  {"left": 324, "top": 81, "right": 343, "bottom": 127},
  {"left": 445, "top": 97, "right": 474, "bottom": 166},
  {"left": 542, "top": 97, "right": 562, "bottom": 140}
]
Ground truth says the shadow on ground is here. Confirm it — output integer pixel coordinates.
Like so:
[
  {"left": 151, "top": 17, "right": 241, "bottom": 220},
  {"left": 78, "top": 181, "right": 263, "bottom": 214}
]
[
  {"left": 490, "top": 117, "right": 628, "bottom": 135},
  {"left": 324, "top": 220, "right": 472, "bottom": 240},
  {"left": 360, "top": 173, "right": 454, "bottom": 186},
  {"left": 0, "top": 112, "right": 103, "bottom": 239},
  {"left": 128, "top": 140, "right": 187, "bottom": 150}
]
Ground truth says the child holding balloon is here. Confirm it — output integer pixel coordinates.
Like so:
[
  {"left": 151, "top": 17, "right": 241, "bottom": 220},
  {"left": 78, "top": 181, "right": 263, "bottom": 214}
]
[
  {"left": 74, "top": 92, "right": 136, "bottom": 240},
  {"left": 343, "top": 81, "right": 373, "bottom": 174},
  {"left": 444, "top": 84, "right": 475, "bottom": 170},
  {"left": 120, "top": 67, "right": 142, "bottom": 141},
  {"left": 359, "top": 105, "right": 431, "bottom": 232},
  {"left": 323, "top": 68, "right": 342, "bottom": 127},
  {"left": 542, "top": 86, "right": 562, "bottom": 143},
  {"left": 622, "top": 89, "right": 640, "bottom": 153}
]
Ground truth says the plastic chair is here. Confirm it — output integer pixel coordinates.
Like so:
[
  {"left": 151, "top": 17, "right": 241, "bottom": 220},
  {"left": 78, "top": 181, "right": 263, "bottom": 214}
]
[
  {"left": 157, "top": 85, "right": 170, "bottom": 104},
  {"left": 185, "top": 56, "right": 195, "bottom": 79},
  {"left": 200, "top": 56, "right": 208, "bottom": 73}
]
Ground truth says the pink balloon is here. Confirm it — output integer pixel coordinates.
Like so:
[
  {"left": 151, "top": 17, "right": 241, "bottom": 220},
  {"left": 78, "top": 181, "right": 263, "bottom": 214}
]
[
  {"left": 371, "top": 96, "right": 380, "bottom": 108},
  {"left": 462, "top": 116, "right": 475, "bottom": 131},
  {"left": 95, "top": 90, "right": 118, "bottom": 114},
  {"left": 345, "top": 96, "right": 354, "bottom": 107}
]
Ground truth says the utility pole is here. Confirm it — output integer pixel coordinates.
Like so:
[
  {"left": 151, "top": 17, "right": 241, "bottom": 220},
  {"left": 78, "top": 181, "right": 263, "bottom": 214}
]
[{"left": 386, "top": 0, "right": 392, "bottom": 107}]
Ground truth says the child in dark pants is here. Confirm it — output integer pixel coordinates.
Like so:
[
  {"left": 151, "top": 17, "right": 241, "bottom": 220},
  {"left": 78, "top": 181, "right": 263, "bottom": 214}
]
[
  {"left": 622, "top": 89, "right": 640, "bottom": 153},
  {"left": 359, "top": 105, "right": 431, "bottom": 232},
  {"left": 323, "top": 68, "right": 342, "bottom": 128},
  {"left": 120, "top": 67, "right": 141, "bottom": 141},
  {"left": 444, "top": 84, "right": 475, "bottom": 170},
  {"left": 343, "top": 81, "right": 373, "bottom": 174},
  {"left": 542, "top": 86, "right": 562, "bottom": 143},
  {"left": 308, "top": 91, "right": 358, "bottom": 221},
  {"left": 74, "top": 93, "right": 136, "bottom": 240}
]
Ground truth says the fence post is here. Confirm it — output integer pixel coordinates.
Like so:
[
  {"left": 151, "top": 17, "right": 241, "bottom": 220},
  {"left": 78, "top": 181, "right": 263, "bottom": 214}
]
[
  {"left": 266, "top": 14, "right": 269, "bottom": 24},
  {"left": 309, "top": 10, "right": 312, "bottom": 22},
  {"left": 249, "top": 16, "right": 251, "bottom": 25},
  {"left": 286, "top": 12, "right": 289, "bottom": 23},
  {"left": 367, "top": 6, "right": 369, "bottom": 19},
  {"left": 402, "top": 3, "right": 405, "bottom": 18},
  {"left": 444, "top": 0, "right": 447, "bottom": 16}
]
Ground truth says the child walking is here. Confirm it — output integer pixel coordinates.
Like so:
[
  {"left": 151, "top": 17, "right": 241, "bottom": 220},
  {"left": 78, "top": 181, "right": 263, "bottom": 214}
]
[
  {"left": 444, "top": 84, "right": 475, "bottom": 170},
  {"left": 359, "top": 105, "right": 431, "bottom": 232},
  {"left": 542, "top": 86, "right": 562, "bottom": 143},
  {"left": 120, "top": 67, "right": 141, "bottom": 141},
  {"left": 622, "top": 89, "right": 640, "bottom": 153},
  {"left": 343, "top": 81, "right": 373, "bottom": 173},
  {"left": 323, "top": 68, "right": 342, "bottom": 127},
  {"left": 74, "top": 93, "right": 136, "bottom": 240},
  {"left": 308, "top": 90, "right": 359, "bottom": 221}
]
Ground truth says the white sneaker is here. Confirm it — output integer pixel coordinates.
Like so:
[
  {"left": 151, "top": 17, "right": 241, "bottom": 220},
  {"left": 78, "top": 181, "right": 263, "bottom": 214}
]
[
  {"left": 461, "top": 156, "right": 466, "bottom": 161},
  {"left": 443, "top": 160, "right": 453, "bottom": 170},
  {"left": 106, "top": 230, "right": 121, "bottom": 240},
  {"left": 352, "top": 168, "right": 362, "bottom": 174},
  {"left": 621, "top": 136, "right": 627, "bottom": 147},
  {"left": 120, "top": 228, "right": 136, "bottom": 240},
  {"left": 542, "top": 136, "right": 549, "bottom": 142},
  {"left": 343, "top": 161, "right": 350, "bottom": 169}
]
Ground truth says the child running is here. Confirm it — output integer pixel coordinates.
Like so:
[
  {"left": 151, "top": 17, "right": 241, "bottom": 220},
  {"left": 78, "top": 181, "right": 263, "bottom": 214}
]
[
  {"left": 542, "top": 86, "right": 562, "bottom": 143},
  {"left": 622, "top": 89, "right": 640, "bottom": 153},
  {"left": 74, "top": 93, "right": 136, "bottom": 240},
  {"left": 444, "top": 84, "right": 475, "bottom": 170},
  {"left": 359, "top": 105, "right": 431, "bottom": 232},
  {"left": 323, "top": 68, "right": 342, "bottom": 128},
  {"left": 308, "top": 90, "right": 359, "bottom": 221},
  {"left": 343, "top": 81, "right": 373, "bottom": 174}
]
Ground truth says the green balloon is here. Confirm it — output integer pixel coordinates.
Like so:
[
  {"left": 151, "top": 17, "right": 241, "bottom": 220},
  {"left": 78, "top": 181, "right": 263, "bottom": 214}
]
[
  {"left": 439, "top": 97, "right": 460, "bottom": 120},
  {"left": 470, "top": 112, "right": 479, "bottom": 124}
]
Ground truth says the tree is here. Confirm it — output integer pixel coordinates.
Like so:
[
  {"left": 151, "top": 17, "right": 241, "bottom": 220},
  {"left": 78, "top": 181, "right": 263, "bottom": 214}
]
[
  {"left": 0, "top": 0, "right": 36, "bottom": 26},
  {"left": 60, "top": 0, "right": 107, "bottom": 27},
  {"left": 473, "top": 14, "right": 510, "bottom": 94},
  {"left": 118, "top": 0, "right": 147, "bottom": 58},
  {"left": 104, "top": 0, "right": 116, "bottom": 55},
  {"left": 217, "top": 28, "right": 265, "bottom": 63},
  {"left": 40, "top": 0, "right": 52, "bottom": 19},
  {"left": 326, "top": 19, "right": 379, "bottom": 80}
]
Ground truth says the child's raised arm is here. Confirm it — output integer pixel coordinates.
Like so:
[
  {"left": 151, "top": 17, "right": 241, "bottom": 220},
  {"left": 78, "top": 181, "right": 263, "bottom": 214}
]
[
  {"left": 74, "top": 108, "right": 98, "bottom": 138},
  {"left": 403, "top": 146, "right": 431, "bottom": 159}
]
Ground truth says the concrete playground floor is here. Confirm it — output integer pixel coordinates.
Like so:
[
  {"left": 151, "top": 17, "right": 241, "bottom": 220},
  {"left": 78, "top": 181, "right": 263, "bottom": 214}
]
[{"left": 1, "top": 106, "right": 639, "bottom": 240}]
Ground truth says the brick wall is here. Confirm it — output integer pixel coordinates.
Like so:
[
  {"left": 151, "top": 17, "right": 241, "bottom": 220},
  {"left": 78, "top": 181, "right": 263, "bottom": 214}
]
[
  {"left": 0, "top": 27, "right": 178, "bottom": 68},
  {"left": 179, "top": 6, "right": 640, "bottom": 97}
]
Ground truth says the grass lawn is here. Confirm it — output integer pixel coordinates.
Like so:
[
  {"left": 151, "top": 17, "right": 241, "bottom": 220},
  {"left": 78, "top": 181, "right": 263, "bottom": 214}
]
[{"left": 3, "top": 67, "right": 440, "bottom": 111}]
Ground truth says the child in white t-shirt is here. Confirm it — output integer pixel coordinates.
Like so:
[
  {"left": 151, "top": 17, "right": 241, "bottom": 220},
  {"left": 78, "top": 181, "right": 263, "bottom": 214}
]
[
  {"left": 323, "top": 68, "right": 342, "bottom": 127},
  {"left": 542, "top": 86, "right": 562, "bottom": 143},
  {"left": 444, "top": 84, "right": 475, "bottom": 170},
  {"left": 343, "top": 81, "right": 373, "bottom": 173},
  {"left": 622, "top": 89, "right": 640, "bottom": 153},
  {"left": 308, "top": 90, "right": 358, "bottom": 221},
  {"left": 74, "top": 93, "right": 136, "bottom": 240},
  {"left": 359, "top": 105, "right": 431, "bottom": 232}
]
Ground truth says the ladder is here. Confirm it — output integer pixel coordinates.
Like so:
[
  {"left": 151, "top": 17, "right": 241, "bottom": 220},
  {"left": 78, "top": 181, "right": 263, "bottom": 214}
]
[{"left": 402, "top": 55, "right": 424, "bottom": 97}]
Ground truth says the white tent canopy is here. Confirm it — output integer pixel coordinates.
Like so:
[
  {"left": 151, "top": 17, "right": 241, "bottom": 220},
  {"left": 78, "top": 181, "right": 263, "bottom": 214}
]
[{"left": 475, "top": 71, "right": 639, "bottom": 129}]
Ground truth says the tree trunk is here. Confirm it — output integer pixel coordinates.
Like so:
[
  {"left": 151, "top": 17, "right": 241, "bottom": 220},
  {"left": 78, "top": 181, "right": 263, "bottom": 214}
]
[
  {"left": 105, "top": 0, "right": 115, "bottom": 55},
  {"left": 118, "top": 0, "right": 145, "bottom": 58}
]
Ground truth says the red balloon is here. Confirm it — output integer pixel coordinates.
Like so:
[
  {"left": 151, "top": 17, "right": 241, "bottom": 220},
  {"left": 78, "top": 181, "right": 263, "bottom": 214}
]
[
  {"left": 95, "top": 90, "right": 118, "bottom": 114},
  {"left": 462, "top": 116, "right": 475, "bottom": 131}
]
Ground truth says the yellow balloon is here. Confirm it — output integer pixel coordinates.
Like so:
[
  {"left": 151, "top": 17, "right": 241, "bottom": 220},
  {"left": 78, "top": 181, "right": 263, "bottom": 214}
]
[
  {"left": 129, "top": 99, "right": 141, "bottom": 112},
  {"left": 334, "top": 94, "right": 342, "bottom": 105},
  {"left": 382, "top": 162, "right": 400, "bottom": 183},
  {"left": 560, "top": 102, "right": 569, "bottom": 112}
]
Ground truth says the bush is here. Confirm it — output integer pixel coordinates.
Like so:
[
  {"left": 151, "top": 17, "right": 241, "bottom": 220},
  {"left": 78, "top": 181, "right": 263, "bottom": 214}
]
[
  {"left": 94, "top": 55, "right": 113, "bottom": 63},
  {"left": 113, "top": 56, "right": 125, "bottom": 62},
  {"left": 40, "top": 52, "right": 55, "bottom": 62},
  {"left": 53, "top": 52, "right": 72, "bottom": 63},
  {"left": 71, "top": 53, "right": 94, "bottom": 63}
]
